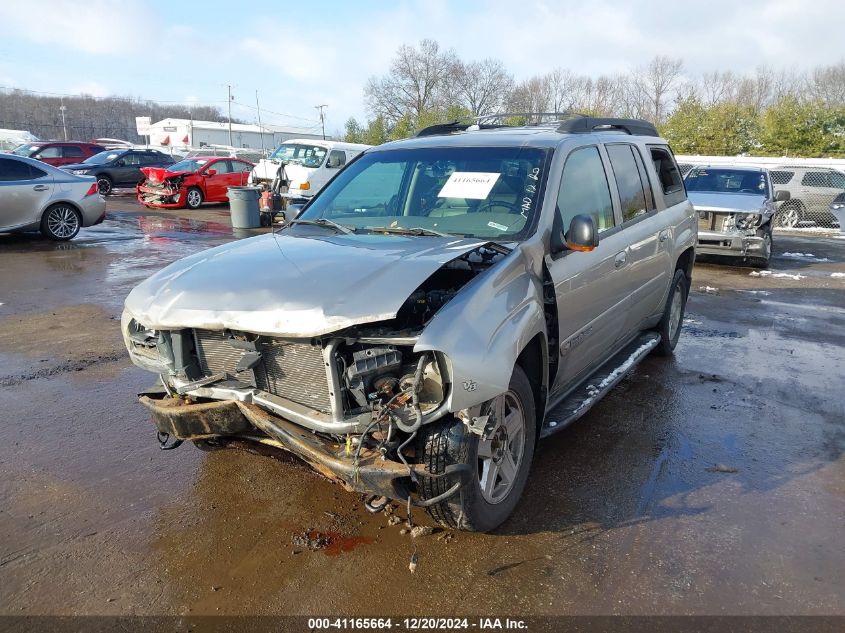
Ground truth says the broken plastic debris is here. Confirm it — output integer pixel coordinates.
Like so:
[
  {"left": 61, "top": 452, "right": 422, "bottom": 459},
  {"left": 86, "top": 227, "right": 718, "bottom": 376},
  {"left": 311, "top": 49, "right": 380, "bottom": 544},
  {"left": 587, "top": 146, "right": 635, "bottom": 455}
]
[{"left": 410, "top": 525, "right": 434, "bottom": 538}]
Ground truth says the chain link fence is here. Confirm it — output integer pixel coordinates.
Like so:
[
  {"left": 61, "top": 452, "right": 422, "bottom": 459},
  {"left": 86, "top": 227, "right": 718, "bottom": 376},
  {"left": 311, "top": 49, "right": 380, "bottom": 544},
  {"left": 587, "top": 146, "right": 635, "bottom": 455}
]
[{"left": 677, "top": 156, "right": 845, "bottom": 230}]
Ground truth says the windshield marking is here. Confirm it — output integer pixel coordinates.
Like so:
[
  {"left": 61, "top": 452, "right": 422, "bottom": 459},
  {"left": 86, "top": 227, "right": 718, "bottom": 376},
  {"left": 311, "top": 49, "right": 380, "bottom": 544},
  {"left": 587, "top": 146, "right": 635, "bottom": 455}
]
[{"left": 437, "top": 172, "right": 500, "bottom": 199}]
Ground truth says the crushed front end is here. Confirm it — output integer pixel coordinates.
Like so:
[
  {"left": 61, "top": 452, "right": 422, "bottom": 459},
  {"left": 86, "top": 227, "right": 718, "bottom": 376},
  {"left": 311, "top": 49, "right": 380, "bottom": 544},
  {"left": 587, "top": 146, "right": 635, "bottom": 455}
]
[
  {"left": 137, "top": 173, "right": 189, "bottom": 208},
  {"left": 696, "top": 209, "right": 768, "bottom": 258},
  {"left": 121, "top": 244, "right": 503, "bottom": 505}
]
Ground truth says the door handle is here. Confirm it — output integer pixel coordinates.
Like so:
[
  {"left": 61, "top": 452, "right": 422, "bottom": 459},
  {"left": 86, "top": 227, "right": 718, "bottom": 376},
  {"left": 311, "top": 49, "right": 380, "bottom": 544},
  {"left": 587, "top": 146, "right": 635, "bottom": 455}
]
[
  {"left": 33, "top": 185, "right": 49, "bottom": 191},
  {"left": 614, "top": 251, "right": 627, "bottom": 268},
  {"left": 659, "top": 229, "right": 670, "bottom": 243}
]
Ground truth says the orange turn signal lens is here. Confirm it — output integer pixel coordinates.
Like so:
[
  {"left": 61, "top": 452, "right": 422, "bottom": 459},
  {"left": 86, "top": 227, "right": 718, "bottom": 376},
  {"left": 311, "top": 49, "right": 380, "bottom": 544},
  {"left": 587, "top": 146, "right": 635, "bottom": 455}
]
[
  {"left": 299, "top": 182, "right": 310, "bottom": 190},
  {"left": 566, "top": 241, "right": 595, "bottom": 252}
]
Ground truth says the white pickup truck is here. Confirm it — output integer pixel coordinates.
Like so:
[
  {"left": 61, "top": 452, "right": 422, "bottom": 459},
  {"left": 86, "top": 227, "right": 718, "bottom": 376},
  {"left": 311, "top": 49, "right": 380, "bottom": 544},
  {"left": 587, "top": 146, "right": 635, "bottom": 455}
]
[{"left": 249, "top": 139, "right": 371, "bottom": 199}]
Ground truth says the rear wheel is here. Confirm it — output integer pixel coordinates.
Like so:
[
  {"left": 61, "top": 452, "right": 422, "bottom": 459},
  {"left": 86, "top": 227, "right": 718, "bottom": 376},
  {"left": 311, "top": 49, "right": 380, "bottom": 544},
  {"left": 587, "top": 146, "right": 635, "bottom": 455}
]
[
  {"left": 653, "top": 269, "right": 689, "bottom": 356},
  {"left": 40, "top": 204, "right": 81, "bottom": 241},
  {"left": 418, "top": 365, "right": 536, "bottom": 532},
  {"left": 186, "top": 187, "right": 204, "bottom": 209}
]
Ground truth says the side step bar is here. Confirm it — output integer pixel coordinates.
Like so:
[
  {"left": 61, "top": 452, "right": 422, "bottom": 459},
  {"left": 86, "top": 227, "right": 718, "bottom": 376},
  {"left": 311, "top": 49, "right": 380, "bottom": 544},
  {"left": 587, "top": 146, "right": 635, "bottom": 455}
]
[{"left": 541, "top": 332, "right": 661, "bottom": 438}]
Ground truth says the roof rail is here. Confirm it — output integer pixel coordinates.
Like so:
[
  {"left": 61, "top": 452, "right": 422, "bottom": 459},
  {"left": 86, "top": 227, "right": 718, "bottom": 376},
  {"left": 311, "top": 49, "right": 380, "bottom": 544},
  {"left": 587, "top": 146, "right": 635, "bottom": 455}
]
[
  {"left": 557, "top": 117, "right": 659, "bottom": 137},
  {"left": 415, "top": 121, "right": 471, "bottom": 137},
  {"left": 475, "top": 112, "right": 585, "bottom": 126}
]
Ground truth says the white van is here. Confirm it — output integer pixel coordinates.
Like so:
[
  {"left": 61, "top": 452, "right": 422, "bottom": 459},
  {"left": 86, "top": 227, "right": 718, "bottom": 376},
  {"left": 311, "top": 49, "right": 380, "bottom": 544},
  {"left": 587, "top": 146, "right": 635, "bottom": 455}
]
[{"left": 249, "top": 139, "right": 371, "bottom": 198}]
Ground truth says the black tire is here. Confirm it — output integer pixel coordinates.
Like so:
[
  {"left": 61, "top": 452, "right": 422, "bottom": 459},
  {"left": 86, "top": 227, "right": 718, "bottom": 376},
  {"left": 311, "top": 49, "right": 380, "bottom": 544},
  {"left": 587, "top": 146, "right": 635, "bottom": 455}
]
[
  {"left": 418, "top": 365, "right": 537, "bottom": 532},
  {"left": 193, "top": 439, "right": 225, "bottom": 452},
  {"left": 749, "top": 226, "right": 773, "bottom": 268},
  {"left": 653, "top": 269, "right": 689, "bottom": 357},
  {"left": 96, "top": 174, "right": 113, "bottom": 195},
  {"left": 40, "top": 204, "right": 81, "bottom": 241},
  {"left": 185, "top": 187, "right": 204, "bottom": 209},
  {"left": 775, "top": 201, "right": 803, "bottom": 228}
]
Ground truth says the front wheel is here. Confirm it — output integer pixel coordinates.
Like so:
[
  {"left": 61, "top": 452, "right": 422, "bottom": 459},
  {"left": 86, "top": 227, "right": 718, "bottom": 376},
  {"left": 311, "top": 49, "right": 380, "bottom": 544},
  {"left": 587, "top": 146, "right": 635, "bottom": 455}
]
[
  {"left": 749, "top": 227, "right": 772, "bottom": 268},
  {"left": 417, "top": 365, "right": 536, "bottom": 532},
  {"left": 40, "top": 204, "right": 81, "bottom": 241},
  {"left": 185, "top": 187, "right": 204, "bottom": 209},
  {"left": 96, "top": 175, "right": 113, "bottom": 196},
  {"left": 653, "top": 268, "right": 689, "bottom": 356},
  {"left": 775, "top": 202, "right": 803, "bottom": 228}
]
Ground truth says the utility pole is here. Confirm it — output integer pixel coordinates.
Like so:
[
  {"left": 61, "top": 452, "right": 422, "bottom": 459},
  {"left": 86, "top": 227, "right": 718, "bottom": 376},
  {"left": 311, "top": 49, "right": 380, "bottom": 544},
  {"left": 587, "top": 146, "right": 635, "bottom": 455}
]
[
  {"left": 59, "top": 97, "right": 68, "bottom": 140},
  {"left": 315, "top": 104, "right": 327, "bottom": 140},
  {"left": 227, "top": 84, "right": 234, "bottom": 147},
  {"left": 256, "top": 90, "right": 265, "bottom": 155}
]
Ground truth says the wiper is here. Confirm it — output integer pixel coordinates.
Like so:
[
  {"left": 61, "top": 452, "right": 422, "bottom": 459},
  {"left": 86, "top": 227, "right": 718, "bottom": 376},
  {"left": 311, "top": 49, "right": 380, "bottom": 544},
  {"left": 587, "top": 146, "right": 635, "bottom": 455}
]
[
  {"left": 369, "top": 226, "right": 452, "bottom": 237},
  {"left": 286, "top": 219, "right": 354, "bottom": 234}
]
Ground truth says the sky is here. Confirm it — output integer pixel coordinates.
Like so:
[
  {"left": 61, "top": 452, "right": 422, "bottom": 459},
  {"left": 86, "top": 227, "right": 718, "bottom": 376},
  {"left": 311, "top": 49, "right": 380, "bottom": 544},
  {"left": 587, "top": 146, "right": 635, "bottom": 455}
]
[{"left": 0, "top": 0, "right": 843, "bottom": 135}]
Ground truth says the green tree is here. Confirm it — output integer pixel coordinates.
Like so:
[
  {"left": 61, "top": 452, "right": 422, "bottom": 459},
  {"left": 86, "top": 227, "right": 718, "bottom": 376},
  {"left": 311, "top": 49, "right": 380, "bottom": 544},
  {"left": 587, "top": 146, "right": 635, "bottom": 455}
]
[
  {"left": 343, "top": 117, "right": 363, "bottom": 143},
  {"left": 662, "top": 97, "right": 759, "bottom": 155},
  {"left": 759, "top": 96, "right": 844, "bottom": 157}
]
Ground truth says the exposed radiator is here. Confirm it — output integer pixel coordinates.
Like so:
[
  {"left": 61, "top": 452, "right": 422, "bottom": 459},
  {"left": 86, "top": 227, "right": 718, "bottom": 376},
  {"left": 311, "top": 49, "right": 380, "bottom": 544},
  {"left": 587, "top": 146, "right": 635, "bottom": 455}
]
[{"left": 193, "top": 330, "right": 332, "bottom": 413}]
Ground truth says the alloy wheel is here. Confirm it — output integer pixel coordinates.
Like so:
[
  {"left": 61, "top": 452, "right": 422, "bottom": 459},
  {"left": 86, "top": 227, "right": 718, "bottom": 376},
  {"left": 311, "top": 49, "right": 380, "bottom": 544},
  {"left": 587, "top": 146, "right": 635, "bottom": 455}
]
[
  {"left": 668, "top": 285, "right": 684, "bottom": 341},
  {"left": 47, "top": 206, "right": 80, "bottom": 239},
  {"left": 187, "top": 190, "right": 202, "bottom": 208},
  {"left": 477, "top": 390, "right": 526, "bottom": 504},
  {"left": 97, "top": 177, "right": 112, "bottom": 195}
]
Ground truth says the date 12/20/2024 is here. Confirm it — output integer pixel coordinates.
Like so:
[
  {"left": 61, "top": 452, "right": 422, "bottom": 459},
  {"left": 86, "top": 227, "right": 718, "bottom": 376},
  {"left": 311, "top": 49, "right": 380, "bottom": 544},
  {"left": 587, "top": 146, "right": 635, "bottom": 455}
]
[{"left": 307, "top": 617, "right": 529, "bottom": 630}]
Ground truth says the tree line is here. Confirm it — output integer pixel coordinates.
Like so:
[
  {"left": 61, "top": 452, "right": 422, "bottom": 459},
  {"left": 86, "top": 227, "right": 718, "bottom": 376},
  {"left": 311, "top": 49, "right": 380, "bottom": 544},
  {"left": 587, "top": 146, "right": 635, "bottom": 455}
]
[
  {"left": 0, "top": 89, "right": 234, "bottom": 143},
  {"left": 343, "top": 39, "right": 845, "bottom": 157}
]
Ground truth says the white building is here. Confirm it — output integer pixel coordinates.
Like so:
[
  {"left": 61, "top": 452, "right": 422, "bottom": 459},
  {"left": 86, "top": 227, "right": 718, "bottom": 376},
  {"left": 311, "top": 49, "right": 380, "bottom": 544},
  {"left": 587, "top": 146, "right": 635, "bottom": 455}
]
[{"left": 146, "top": 118, "right": 326, "bottom": 154}]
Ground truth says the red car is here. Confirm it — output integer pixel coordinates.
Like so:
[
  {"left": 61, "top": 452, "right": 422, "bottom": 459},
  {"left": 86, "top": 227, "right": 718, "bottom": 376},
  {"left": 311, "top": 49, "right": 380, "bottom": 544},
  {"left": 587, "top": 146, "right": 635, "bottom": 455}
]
[
  {"left": 137, "top": 157, "right": 254, "bottom": 209},
  {"left": 11, "top": 141, "right": 106, "bottom": 167}
]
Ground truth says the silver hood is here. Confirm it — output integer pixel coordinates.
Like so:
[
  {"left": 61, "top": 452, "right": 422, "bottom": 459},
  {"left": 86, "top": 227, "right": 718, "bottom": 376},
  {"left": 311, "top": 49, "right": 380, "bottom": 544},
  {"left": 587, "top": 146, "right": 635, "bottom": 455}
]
[
  {"left": 687, "top": 191, "right": 767, "bottom": 213},
  {"left": 124, "top": 231, "right": 488, "bottom": 337}
]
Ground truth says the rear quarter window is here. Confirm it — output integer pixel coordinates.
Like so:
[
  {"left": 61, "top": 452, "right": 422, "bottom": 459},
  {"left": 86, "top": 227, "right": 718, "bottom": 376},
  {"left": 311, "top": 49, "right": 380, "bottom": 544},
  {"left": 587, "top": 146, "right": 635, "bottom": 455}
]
[{"left": 649, "top": 146, "right": 686, "bottom": 207}]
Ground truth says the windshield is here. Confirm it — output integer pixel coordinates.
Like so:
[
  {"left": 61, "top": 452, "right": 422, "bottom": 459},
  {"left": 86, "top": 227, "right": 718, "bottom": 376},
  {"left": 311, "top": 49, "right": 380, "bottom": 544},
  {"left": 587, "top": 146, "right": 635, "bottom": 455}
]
[
  {"left": 299, "top": 146, "right": 550, "bottom": 240},
  {"left": 168, "top": 158, "right": 209, "bottom": 172},
  {"left": 84, "top": 151, "right": 123, "bottom": 165},
  {"left": 269, "top": 143, "right": 327, "bottom": 168},
  {"left": 12, "top": 144, "right": 41, "bottom": 156},
  {"left": 685, "top": 168, "right": 769, "bottom": 197}
]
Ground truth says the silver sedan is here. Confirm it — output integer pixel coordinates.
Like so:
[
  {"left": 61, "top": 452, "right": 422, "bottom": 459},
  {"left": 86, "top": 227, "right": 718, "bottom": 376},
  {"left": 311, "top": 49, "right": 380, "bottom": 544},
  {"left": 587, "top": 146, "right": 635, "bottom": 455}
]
[{"left": 0, "top": 154, "right": 106, "bottom": 241}]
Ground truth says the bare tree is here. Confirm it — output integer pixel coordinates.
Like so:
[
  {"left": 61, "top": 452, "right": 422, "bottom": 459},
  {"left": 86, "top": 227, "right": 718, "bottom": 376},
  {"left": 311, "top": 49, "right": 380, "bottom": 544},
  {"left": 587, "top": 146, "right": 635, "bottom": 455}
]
[
  {"left": 507, "top": 75, "right": 553, "bottom": 121},
  {"left": 807, "top": 62, "right": 845, "bottom": 106},
  {"left": 452, "top": 58, "right": 514, "bottom": 116},
  {"left": 631, "top": 55, "right": 684, "bottom": 123},
  {"left": 700, "top": 70, "right": 740, "bottom": 106},
  {"left": 364, "top": 39, "right": 458, "bottom": 124}
]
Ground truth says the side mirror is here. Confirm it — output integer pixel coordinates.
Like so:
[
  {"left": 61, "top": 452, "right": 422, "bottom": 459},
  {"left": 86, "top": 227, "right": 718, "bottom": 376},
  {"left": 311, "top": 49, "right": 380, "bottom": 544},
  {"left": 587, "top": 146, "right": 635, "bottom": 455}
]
[
  {"left": 774, "top": 190, "right": 790, "bottom": 202},
  {"left": 566, "top": 214, "right": 599, "bottom": 252},
  {"left": 206, "top": 169, "right": 217, "bottom": 176}
]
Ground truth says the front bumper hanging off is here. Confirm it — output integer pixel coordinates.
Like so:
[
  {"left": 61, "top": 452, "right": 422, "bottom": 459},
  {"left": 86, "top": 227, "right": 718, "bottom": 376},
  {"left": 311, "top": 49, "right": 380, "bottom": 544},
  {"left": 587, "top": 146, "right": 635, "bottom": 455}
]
[
  {"left": 139, "top": 391, "right": 467, "bottom": 504},
  {"left": 696, "top": 229, "right": 766, "bottom": 258}
]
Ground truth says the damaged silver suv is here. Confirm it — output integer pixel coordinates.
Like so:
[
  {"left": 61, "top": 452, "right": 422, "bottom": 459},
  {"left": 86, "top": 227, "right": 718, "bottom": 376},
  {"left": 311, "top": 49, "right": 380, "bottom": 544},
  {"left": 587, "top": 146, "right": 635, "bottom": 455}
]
[{"left": 123, "top": 116, "right": 697, "bottom": 532}]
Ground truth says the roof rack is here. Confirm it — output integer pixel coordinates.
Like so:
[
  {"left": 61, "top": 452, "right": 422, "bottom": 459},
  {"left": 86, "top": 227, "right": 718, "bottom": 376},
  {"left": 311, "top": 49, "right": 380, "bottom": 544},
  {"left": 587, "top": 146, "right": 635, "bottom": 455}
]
[
  {"left": 415, "top": 121, "right": 472, "bottom": 137},
  {"left": 475, "top": 112, "right": 586, "bottom": 126},
  {"left": 557, "top": 117, "right": 659, "bottom": 137}
]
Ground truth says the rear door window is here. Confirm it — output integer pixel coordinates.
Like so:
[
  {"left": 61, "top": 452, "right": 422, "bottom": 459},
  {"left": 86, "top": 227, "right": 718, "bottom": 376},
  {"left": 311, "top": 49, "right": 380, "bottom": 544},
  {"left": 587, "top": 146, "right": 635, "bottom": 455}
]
[
  {"left": 556, "top": 145, "right": 615, "bottom": 233},
  {"left": 62, "top": 146, "right": 84, "bottom": 158},
  {"left": 770, "top": 170, "right": 793, "bottom": 185},
  {"left": 606, "top": 144, "right": 653, "bottom": 223},
  {"left": 0, "top": 158, "right": 37, "bottom": 181}
]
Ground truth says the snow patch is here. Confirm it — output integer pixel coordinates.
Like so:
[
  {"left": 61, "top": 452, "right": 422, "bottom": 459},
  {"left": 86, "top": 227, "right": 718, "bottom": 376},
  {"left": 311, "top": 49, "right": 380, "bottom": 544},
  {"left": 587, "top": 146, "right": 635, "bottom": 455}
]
[
  {"left": 698, "top": 286, "right": 719, "bottom": 295},
  {"left": 575, "top": 341, "right": 654, "bottom": 415},
  {"left": 750, "top": 271, "right": 806, "bottom": 280},
  {"left": 832, "top": 272, "right": 845, "bottom": 279},
  {"left": 781, "top": 252, "right": 831, "bottom": 262}
]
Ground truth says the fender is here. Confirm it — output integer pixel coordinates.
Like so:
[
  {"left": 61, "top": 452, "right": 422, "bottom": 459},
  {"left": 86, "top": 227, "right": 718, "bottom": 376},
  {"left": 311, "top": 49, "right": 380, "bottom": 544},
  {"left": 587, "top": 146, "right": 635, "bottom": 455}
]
[{"left": 415, "top": 246, "right": 547, "bottom": 412}]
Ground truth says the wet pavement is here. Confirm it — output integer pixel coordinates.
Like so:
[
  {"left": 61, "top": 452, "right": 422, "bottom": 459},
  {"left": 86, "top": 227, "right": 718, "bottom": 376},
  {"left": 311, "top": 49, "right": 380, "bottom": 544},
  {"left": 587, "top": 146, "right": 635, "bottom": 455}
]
[{"left": 0, "top": 203, "right": 843, "bottom": 616}]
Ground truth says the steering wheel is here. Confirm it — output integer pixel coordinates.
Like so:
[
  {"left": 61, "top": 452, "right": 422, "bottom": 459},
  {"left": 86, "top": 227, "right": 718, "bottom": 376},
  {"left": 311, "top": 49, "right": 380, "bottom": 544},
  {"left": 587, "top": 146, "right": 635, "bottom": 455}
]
[{"left": 471, "top": 200, "right": 522, "bottom": 214}]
